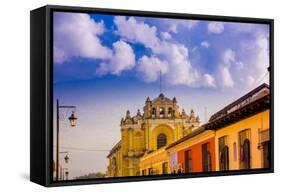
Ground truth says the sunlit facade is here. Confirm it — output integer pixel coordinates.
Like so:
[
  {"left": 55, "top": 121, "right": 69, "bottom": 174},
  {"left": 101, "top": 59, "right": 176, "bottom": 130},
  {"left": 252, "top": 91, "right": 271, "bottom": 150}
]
[
  {"left": 107, "top": 93, "right": 200, "bottom": 177},
  {"left": 165, "top": 83, "right": 270, "bottom": 174},
  {"left": 107, "top": 84, "right": 270, "bottom": 177},
  {"left": 204, "top": 84, "right": 270, "bottom": 171}
]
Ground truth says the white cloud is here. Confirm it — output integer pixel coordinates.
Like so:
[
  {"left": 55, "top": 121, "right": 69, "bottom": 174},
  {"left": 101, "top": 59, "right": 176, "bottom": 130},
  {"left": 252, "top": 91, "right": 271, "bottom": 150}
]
[
  {"left": 242, "top": 34, "right": 269, "bottom": 86},
  {"left": 247, "top": 76, "right": 255, "bottom": 87},
  {"left": 137, "top": 55, "right": 168, "bottom": 82},
  {"left": 54, "top": 45, "right": 67, "bottom": 64},
  {"left": 54, "top": 12, "right": 112, "bottom": 64},
  {"left": 156, "top": 42, "right": 199, "bottom": 86},
  {"left": 236, "top": 61, "right": 244, "bottom": 70},
  {"left": 96, "top": 40, "right": 135, "bottom": 75},
  {"left": 114, "top": 16, "right": 159, "bottom": 49},
  {"left": 218, "top": 49, "right": 234, "bottom": 87},
  {"left": 228, "top": 23, "right": 255, "bottom": 33},
  {"left": 169, "top": 24, "right": 178, "bottom": 33},
  {"left": 222, "top": 49, "right": 235, "bottom": 66},
  {"left": 208, "top": 22, "right": 224, "bottom": 34},
  {"left": 255, "top": 35, "right": 269, "bottom": 75},
  {"left": 114, "top": 16, "right": 215, "bottom": 87},
  {"left": 181, "top": 20, "right": 199, "bottom": 29},
  {"left": 201, "top": 41, "right": 210, "bottom": 48},
  {"left": 166, "top": 20, "right": 199, "bottom": 33},
  {"left": 217, "top": 49, "right": 245, "bottom": 88},
  {"left": 203, "top": 73, "right": 216, "bottom": 87},
  {"left": 160, "top": 32, "right": 172, "bottom": 40},
  {"left": 217, "top": 30, "right": 269, "bottom": 88},
  {"left": 137, "top": 42, "right": 200, "bottom": 86},
  {"left": 204, "top": 23, "right": 269, "bottom": 89},
  {"left": 222, "top": 48, "right": 244, "bottom": 69},
  {"left": 113, "top": 15, "right": 200, "bottom": 83},
  {"left": 220, "top": 66, "right": 234, "bottom": 87}
]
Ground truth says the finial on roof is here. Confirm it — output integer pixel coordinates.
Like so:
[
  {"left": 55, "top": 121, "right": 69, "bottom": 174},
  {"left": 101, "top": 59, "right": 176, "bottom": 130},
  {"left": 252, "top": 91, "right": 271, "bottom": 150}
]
[
  {"left": 182, "top": 109, "right": 186, "bottom": 115},
  {"left": 190, "top": 109, "right": 195, "bottom": 117},
  {"left": 146, "top": 97, "right": 150, "bottom": 102},
  {"left": 159, "top": 93, "right": 165, "bottom": 99},
  {"left": 126, "top": 110, "right": 131, "bottom": 118},
  {"left": 137, "top": 109, "right": 141, "bottom": 116}
]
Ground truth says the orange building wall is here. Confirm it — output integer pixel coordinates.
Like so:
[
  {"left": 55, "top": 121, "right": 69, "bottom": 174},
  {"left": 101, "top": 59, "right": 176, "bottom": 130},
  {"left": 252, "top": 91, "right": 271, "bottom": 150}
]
[{"left": 178, "top": 137, "right": 215, "bottom": 173}]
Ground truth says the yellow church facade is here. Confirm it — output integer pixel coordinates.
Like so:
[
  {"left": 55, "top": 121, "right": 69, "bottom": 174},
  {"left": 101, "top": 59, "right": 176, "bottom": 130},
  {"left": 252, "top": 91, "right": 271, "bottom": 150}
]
[{"left": 107, "top": 93, "right": 200, "bottom": 177}]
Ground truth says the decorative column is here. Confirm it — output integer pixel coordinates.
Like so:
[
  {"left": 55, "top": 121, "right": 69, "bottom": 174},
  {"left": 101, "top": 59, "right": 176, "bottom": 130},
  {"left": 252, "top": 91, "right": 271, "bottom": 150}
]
[{"left": 128, "top": 127, "right": 134, "bottom": 176}]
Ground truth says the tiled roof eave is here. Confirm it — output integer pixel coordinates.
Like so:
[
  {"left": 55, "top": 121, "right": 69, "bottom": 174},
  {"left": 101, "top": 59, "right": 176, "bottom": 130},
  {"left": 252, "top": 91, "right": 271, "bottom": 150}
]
[
  {"left": 107, "top": 140, "right": 121, "bottom": 158},
  {"left": 204, "top": 95, "right": 270, "bottom": 131},
  {"left": 209, "top": 83, "right": 269, "bottom": 121},
  {"left": 166, "top": 127, "right": 206, "bottom": 150}
]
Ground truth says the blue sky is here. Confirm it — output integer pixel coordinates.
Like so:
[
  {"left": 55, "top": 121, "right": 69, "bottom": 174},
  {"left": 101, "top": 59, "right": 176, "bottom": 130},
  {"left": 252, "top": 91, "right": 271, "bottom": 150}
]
[{"left": 53, "top": 11, "right": 270, "bottom": 179}]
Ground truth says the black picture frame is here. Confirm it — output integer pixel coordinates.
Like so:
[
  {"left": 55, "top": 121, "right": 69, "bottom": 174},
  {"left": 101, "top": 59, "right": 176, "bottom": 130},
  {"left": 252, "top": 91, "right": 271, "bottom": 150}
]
[{"left": 30, "top": 4, "right": 274, "bottom": 187}]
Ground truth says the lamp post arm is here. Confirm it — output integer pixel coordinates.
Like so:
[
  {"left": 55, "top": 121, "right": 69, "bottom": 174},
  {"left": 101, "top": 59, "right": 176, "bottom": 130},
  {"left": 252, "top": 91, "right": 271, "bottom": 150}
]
[{"left": 59, "top": 106, "right": 76, "bottom": 109}]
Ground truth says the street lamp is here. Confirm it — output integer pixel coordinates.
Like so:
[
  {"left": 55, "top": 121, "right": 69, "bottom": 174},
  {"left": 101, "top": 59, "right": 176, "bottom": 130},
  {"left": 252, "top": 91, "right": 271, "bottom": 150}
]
[
  {"left": 68, "top": 111, "right": 77, "bottom": 127},
  {"left": 64, "top": 154, "right": 69, "bottom": 164},
  {"left": 59, "top": 151, "right": 70, "bottom": 164},
  {"left": 61, "top": 168, "right": 69, "bottom": 180},
  {"left": 65, "top": 170, "right": 69, "bottom": 180},
  {"left": 56, "top": 99, "right": 77, "bottom": 181}
]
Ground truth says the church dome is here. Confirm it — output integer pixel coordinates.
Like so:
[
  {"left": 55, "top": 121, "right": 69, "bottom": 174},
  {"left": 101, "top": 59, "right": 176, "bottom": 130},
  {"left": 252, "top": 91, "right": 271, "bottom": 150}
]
[{"left": 151, "top": 93, "right": 175, "bottom": 105}]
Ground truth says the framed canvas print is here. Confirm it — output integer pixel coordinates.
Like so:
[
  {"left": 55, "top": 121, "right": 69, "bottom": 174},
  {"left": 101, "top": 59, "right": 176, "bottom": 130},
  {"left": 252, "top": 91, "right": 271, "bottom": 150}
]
[{"left": 30, "top": 5, "right": 274, "bottom": 187}]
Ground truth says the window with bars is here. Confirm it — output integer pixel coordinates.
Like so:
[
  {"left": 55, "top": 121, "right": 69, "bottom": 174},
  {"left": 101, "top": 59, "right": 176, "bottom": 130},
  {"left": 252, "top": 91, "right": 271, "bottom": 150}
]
[{"left": 157, "top": 134, "right": 167, "bottom": 149}]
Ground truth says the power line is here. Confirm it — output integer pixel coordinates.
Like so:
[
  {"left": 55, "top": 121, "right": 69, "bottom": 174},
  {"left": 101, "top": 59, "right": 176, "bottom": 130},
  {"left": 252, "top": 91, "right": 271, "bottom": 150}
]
[
  {"left": 53, "top": 146, "right": 111, "bottom": 152},
  {"left": 254, "top": 71, "right": 269, "bottom": 87}
]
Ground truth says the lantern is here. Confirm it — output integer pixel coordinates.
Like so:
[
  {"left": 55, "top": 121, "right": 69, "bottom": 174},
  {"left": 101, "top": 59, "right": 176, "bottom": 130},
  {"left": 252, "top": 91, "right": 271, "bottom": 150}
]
[{"left": 68, "top": 111, "right": 77, "bottom": 127}]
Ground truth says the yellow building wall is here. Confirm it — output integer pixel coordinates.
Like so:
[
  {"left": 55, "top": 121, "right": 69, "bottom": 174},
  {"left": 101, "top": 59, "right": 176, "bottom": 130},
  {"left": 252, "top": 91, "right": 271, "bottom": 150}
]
[
  {"left": 108, "top": 119, "right": 200, "bottom": 177},
  {"left": 107, "top": 145, "right": 122, "bottom": 177},
  {"left": 120, "top": 127, "right": 146, "bottom": 177},
  {"left": 167, "top": 130, "right": 214, "bottom": 153},
  {"left": 215, "top": 110, "right": 269, "bottom": 171},
  {"left": 150, "top": 124, "right": 175, "bottom": 151},
  {"left": 139, "top": 148, "right": 170, "bottom": 175},
  {"left": 116, "top": 147, "right": 122, "bottom": 176},
  {"left": 139, "top": 123, "right": 182, "bottom": 175}
]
